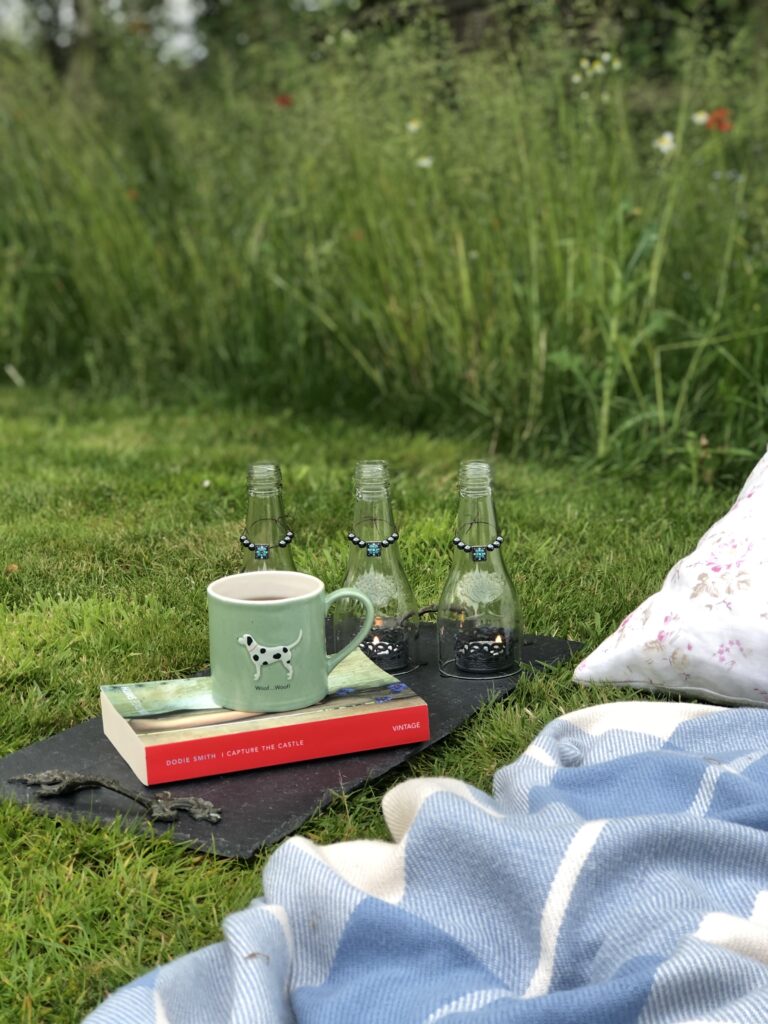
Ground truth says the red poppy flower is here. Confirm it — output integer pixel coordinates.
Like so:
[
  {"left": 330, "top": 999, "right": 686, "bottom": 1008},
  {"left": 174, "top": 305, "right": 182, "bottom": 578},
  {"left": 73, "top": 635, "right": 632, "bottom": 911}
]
[
  {"left": 706, "top": 107, "right": 733, "bottom": 132},
  {"left": 274, "top": 94, "right": 294, "bottom": 108}
]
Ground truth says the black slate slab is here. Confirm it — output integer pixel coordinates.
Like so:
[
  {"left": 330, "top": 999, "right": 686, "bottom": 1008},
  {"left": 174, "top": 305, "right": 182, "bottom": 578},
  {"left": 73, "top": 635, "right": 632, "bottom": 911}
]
[{"left": 0, "top": 627, "right": 579, "bottom": 859}]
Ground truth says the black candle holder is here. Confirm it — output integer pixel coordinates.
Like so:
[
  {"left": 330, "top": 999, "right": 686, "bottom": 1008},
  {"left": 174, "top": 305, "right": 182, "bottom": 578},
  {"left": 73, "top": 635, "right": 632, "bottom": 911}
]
[
  {"left": 360, "top": 626, "right": 410, "bottom": 673},
  {"left": 453, "top": 626, "right": 518, "bottom": 675}
]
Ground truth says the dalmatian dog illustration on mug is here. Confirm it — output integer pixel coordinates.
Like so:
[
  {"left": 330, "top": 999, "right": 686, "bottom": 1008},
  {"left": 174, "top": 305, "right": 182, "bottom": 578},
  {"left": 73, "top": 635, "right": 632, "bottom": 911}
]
[{"left": 237, "top": 630, "right": 303, "bottom": 681}]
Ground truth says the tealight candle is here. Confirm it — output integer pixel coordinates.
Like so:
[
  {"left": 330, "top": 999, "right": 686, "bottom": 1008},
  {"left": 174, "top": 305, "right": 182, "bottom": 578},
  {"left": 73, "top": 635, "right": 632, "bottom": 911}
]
[
  {"left": 454, "top": 626, "right": 517, "bottom": 675},
  {"left": 360, "top": 626, "right": 410, "bottom": 673}
]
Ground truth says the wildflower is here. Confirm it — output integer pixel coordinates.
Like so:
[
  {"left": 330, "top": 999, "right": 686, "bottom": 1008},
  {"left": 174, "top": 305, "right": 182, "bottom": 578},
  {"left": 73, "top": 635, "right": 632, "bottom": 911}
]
[
  {"left": 653, "top": 131, "right": 676, "bottom": 155},
  {"left": 415, "top": 155, "right": 434, "bottom": 169},
  {"left": 202, "top": 479, "right": 211, "bottom": 488},
  {"left": 406, "top": 118, "right": 422, "bottom": 134},
  {"left": 579, "top": 57, "right": 590, "bottom": 70},
  {"left": 707, "top": 107, "right": 733, "bottom": 132},
  {"left": 274, "top": 94, "right": 294, "bottom": 107},
  {"left": 600, "top": 51, "right": 612, "bottom": 63},
  {"left": 323, "top": 33, "right": 335, "bottom": 46},
  {"left": 339, "top": 27, "right": 356, "bottom": 46},
  {"left": 691, "top": 109, "right": 709, "bottom": 126},
  {"left": 571, "top": 72, "right": 582, "bottom": 84},
  {"left": 591, "top": 59, "right": 605, "bottom": 75},
  {"left": 4, "top": 363, "right": 24, "bottom": 386},
  {"left": 611, "top": 57, "right": 622, "bottom": 71}
]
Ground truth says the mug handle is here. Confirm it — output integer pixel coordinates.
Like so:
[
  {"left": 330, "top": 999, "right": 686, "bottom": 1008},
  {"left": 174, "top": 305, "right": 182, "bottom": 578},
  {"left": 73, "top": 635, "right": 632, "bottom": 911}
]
[{"left": 324, "top": 588, "right": 375, "bottom": 676}]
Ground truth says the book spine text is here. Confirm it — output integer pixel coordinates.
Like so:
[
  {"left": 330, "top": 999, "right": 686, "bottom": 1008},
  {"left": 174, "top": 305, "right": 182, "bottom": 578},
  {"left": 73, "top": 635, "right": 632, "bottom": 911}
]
[{"left": 143, "top": 704, "right": 430, "bottom": 784}]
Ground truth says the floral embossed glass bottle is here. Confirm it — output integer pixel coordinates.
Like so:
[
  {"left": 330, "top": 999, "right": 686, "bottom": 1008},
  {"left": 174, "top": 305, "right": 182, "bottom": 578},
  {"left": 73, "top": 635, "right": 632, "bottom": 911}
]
[
  {"left": 437, "top": 460, "right": 522, "bottom": 677},
  {"left": 240, "top": 463, "right": 296, "bottom": 572},
  {"left": 334, "top": 460, "right": 418, "bottom": 672}
]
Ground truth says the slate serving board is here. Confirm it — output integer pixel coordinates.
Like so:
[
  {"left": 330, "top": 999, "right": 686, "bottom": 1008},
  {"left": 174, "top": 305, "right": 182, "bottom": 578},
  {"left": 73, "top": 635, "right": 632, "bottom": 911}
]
[{"left": 0, "top": 627, "right": 579, "bottom": 859}]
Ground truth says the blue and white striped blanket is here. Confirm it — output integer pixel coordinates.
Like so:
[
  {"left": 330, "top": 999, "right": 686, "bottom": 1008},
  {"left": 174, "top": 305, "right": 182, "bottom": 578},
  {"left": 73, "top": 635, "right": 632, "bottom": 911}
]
[{"left": 84, "top": 701, "right": 768, "bottom": 1023}]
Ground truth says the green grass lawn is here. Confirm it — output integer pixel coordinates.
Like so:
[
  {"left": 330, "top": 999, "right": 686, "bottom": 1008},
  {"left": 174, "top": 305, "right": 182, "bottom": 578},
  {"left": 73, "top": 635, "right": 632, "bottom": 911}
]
[{"left": 0, "top": 390, "right": 738, "bottom": 1022}]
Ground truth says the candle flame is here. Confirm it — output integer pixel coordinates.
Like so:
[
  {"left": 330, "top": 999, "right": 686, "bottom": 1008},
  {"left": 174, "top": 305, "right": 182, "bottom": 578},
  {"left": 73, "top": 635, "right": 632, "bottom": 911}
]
[
  {"left": 372, "top": 635, "right": 380, "bottom": 646},
  {"left": 494, "top": 634, "right": 502, "bottom": 644}
]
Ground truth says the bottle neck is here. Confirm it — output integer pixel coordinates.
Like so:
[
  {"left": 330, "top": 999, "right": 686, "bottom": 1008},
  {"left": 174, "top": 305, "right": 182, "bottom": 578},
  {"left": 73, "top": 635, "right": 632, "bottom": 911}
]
[
  {"left": 243, "top": 467, "right": 295, "bottom": 570},
  {"left": 354, "top": 459, "right": 390, "bottom": 501},
  {"left": 248, "top": 462, "right": 281, "bottom": 496},
  {"left": 451, "top": 460, "right": 498, "bottom": 559},
  {"left": 245, "top": 491, "right": 289, "bottom": 545},
  {"left": 347, "top": 460, "right": 402, "bottom": 565},
  {"left": 456, "top": 487, "right": 499, "bottom": 542},
  {"left": 348, "top": 491, "right": 400, "bottom": 563}
]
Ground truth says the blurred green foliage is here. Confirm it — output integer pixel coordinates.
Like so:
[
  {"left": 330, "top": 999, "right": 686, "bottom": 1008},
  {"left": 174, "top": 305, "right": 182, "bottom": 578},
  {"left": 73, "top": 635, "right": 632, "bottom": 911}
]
[{"left": 0, "top": 2, "right": 766, "bottom": 465}]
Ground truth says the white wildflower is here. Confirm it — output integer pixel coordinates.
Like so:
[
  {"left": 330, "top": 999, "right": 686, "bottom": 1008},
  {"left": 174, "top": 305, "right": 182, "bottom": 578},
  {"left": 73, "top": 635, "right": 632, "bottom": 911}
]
[
  {"left": 571, "top": 72, "right": 582, "bottom": 84},
  {"left": 691, "top": 109, "right": 709, "bottom": 126},
  {"left": 579, "top": 57, "right": 590, "bottom": 70},
  {"left": 591, "top": 59, "right": 605, "bottom": 75},
  {"left": 339, "top": 27, "right": 356, "bottom": 46},
  {"left": 600, "top": 51, "right": 612, "bottom": 63},
  {"left": 611, "top": 57, "right": 622, "bottom": 71},
  {"left": 202, "top": 479, "right": 211, "bottom": 489},
  {"left": 653, "top": 131, "right": 676, "bottom": 155},
  {"left": 4, "top": 363, "right": 25, "bottom": 387},
  {"left": 406, "top": 118, "right": 422, "bottom": 134},
  {"left": 415, "top": 155, "right": 434, "bottom": 169}
]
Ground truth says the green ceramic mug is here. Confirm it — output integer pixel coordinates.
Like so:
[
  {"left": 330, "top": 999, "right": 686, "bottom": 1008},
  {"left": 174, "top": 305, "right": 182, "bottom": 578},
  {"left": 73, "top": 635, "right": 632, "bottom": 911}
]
[{"left": 207, "top": 570, "right": 375, "bottom": 712}]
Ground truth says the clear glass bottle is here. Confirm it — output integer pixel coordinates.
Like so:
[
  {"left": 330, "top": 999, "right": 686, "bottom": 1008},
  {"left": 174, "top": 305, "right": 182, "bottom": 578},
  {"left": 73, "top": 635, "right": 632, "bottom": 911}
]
[
  {"left": 437, "top": 460, "right": 522, "bottom": 677},
  {"left": 334, "top": 460, "right": 418, "bottom": 672},
  {"left": 240, "top": 463, "right": 296, "bottom": 572}
]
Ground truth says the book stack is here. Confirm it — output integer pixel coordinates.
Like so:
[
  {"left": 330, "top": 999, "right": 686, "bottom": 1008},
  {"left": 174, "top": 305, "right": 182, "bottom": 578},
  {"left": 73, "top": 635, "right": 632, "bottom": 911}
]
[{"left": 101, "top": 649, "right": 430, "bottom": 785}]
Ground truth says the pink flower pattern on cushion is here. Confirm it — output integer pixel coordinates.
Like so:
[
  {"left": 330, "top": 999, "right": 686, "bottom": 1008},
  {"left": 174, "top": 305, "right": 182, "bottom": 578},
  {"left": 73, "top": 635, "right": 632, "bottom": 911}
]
[{"left": 574, "top": 446, "right": 768, "bottom": 706}]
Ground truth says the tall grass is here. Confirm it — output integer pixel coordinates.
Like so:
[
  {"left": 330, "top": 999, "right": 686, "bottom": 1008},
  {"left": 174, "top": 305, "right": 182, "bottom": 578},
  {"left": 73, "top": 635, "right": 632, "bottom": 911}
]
[{"left": 0, "top": 13, "right": 766, "bottom": 463}]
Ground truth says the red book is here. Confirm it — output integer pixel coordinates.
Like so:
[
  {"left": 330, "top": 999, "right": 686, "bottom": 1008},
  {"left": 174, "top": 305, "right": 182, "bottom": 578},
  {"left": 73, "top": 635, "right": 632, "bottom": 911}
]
[{"left": 100, "top": 652, "right": 429, "bottom": 786}]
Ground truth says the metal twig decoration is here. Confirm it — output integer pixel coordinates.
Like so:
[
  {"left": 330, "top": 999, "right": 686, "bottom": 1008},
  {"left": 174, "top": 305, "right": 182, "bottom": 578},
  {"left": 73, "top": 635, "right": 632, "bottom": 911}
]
[{"left": 10, "top": 770, "right": 222, "bottom": 824}]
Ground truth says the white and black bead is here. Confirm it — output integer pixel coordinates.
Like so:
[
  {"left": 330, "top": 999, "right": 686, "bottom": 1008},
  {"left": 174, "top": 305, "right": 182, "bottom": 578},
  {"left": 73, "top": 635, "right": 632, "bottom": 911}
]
[
  {"left": 347, "top": 530, "right": 399, "bottom": 556},
  {"left": 452, "top": 533, "right": 503, "bottom": 554},
  {"left": 240, "top": 528, "right": 294, "bottom": 560}
]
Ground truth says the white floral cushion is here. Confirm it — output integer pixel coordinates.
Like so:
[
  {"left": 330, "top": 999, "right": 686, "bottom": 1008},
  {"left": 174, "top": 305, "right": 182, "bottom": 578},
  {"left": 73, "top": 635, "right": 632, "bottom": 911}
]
[{"left": 574, "top": 447, "right": 768, "bottom": 705}]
